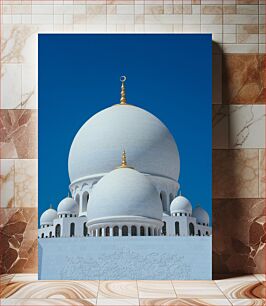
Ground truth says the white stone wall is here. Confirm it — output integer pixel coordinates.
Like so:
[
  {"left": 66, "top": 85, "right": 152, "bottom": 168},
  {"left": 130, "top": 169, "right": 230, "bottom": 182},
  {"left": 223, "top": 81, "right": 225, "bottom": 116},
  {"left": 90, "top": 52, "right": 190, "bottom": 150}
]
[{"left": 163, "top": 215, "right": 211, "bottom": 236}]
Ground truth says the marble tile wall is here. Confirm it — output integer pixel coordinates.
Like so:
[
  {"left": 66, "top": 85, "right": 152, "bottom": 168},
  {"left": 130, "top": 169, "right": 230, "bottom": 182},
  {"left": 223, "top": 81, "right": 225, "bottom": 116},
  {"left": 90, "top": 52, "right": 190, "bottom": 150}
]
[{"left": 0, "top": 0, "right": 265, "bottom": 275}]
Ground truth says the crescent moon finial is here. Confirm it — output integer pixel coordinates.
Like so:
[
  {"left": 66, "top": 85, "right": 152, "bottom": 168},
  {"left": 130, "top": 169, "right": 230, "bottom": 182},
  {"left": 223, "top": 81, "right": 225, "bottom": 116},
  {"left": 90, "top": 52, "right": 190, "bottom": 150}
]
[
  {"left": 120, "top": 75, "right": 126, "bottom": 82},
  {"left": 120, "top": 75, "right": 127, "bottom": 104}
]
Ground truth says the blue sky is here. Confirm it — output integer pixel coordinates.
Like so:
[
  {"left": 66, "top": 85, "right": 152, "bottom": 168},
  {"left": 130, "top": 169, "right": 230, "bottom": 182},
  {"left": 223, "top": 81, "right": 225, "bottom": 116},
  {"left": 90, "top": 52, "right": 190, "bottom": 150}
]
[{"left": 39, "top": 34, "right": 212, "bottom": 223}]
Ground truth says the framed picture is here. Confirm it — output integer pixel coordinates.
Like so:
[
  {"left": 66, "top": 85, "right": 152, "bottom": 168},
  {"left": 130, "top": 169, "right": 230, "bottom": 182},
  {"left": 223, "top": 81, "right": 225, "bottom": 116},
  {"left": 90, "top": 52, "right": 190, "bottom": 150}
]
[{"left": 38, "top": 34, "right": 212, "bottom": 280}]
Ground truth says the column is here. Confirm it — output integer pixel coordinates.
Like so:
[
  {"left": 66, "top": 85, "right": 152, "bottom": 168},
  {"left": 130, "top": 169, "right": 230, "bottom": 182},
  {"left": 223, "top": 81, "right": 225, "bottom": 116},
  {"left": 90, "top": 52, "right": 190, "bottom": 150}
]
[
  {"left": 136, "top": 226, "right": 140, "bottom": 236},
  {"left": 110, "top": 227, "right": 113, "bottom": 237},
  {"left": 119, "top": 226, "right": 122, "bottom": 236}
]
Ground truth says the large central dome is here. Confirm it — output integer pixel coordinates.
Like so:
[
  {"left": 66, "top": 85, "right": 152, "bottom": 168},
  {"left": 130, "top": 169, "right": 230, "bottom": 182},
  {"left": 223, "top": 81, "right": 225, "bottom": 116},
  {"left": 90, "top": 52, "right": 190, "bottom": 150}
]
[
  {"left": 69, "top": 104, "right": 180, "bottom": 183},
  {"left": 68, "top": 104, "right": 180, "bottom": 183}
]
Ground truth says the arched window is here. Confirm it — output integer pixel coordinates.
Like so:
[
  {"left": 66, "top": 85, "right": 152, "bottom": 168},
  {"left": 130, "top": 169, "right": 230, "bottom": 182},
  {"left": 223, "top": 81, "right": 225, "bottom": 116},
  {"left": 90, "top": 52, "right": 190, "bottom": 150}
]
[
  {"left": 131, "top": 225, "right": 137, "bottom": 236},
  {"left": 105, "top": 227, "right": 110, "bottom": 237},
  {"left": 189, "top": 223, "right": 195, "bottom": 236},
  {"left": 99, "top": 228, "right": 102, "bottom": 237},
  {"left": 175, "top": 221, "right": 180, "bottom": 236},
  {"left": 41, "top": 233, "right": 44, "bottom": 238},
  {"left": 49, "top": 231, "right": 52, "bottom": 238},
  {"left": 82, "top": 191, "right": 89, "bottom": 213},
  {"left": 162, "top": 222, "right": 166, "bottom": 236},
  {"left": 148, "top": 227, "right": 151, "bottom": 236},
  {"left": 140, "top": 226, "right": 145, "bottom": 236},
  {"left": 206, "top": 231, "right": 209, "bottom": 236},
  {"left": 160, "top": 191, "right": 167, "bottom": 211},
  {"left": 180, "top": 213, "right": 182, "bottom": 216},
  {"left": 70, "top": 222, "right": 75, "bottom": 237},
  {"left": 70, "top": 214, "right": 72, "bottom": 217},
  {"left": 65, "top": 214, "right": 67, "bottom": 218},
  {"left": 113, "top": 226, "right": 119, "bottom": 236},
  {"left": 198, "top": 229, "right": 201, "bottom": 236},
  {"left": 122, "top": 225, "right": 128, "bottom": 236},
  {"left": 83, "top": 222, "right": 88, "bottom": 236},
  {"left": 55, "top": 224, "right": 61, "bottom": 237}
]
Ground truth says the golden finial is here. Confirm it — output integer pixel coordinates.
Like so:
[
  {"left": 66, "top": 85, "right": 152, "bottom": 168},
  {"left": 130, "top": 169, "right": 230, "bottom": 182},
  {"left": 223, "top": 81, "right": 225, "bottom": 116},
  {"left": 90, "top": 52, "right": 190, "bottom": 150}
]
[
  {"left": 120, "top": 150, "right": 127, "bottom": 168},
  {"left": 118, "top": 150, "right": 134, "bottom": 169},
  {"left": 120, "top": 76, "right": 127, "bottom": 105}
]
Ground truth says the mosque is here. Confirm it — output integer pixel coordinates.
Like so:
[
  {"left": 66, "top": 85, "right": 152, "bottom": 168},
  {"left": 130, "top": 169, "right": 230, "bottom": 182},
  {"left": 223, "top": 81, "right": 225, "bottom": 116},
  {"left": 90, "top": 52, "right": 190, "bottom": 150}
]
[{"left": 38, "top": 76, "right": 211, "bottom": 240}]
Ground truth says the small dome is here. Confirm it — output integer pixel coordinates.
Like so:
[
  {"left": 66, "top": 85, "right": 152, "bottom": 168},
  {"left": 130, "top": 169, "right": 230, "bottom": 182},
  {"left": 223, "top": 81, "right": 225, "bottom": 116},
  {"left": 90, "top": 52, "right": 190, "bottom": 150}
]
[
  {"left": 170, "top": 195, "right": 192, "bottom": 215},
  {"left": 57, "top": 197, "right": 79, "bottom": 215},
  {"left": 87, "top": 167, "right": 163, "bottom": 222},
  {"left": 192, "top": 206, "right": 209, "bottom": 225},
  {"left": 40, "top": 208, "right": 57, "bottom": 226}
]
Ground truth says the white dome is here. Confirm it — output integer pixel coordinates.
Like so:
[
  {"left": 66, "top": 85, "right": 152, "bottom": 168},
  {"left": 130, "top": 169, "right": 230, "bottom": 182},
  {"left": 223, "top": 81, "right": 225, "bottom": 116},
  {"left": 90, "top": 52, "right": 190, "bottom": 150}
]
[
  {"left": 192, "top": 206, "right": 209, "bottom": 225},
  {"left": 87, "top": 167, "right": 163, "bottom": 222},
  {"left": 57, "top": 197, "right": 79, "bottom": 215},
  {"left": 68, "top": 104, "right": 180, "bottom": 183},
  {"left": 40, "top": 208, "right": 57, "bottom": 226},
  {"left": 170, "top": 195, "right": 192, "bottom": 214}
]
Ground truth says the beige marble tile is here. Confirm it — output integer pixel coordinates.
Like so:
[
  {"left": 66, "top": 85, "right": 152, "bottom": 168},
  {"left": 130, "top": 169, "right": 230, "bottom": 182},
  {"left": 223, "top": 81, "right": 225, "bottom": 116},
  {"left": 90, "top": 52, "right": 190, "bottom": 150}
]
[
  {"left": 137, "top": 281, "right": 176, "bottom": 298},
  {"left": 11, "top": 274, "right": 38, "bottom": 282},
  {"left": 224, "top": 14, "right": 258, "bottom": 25},
  {"left": 222, "top": 43, "right": 258, "bottom": 53},
  {"left": 1, "top": 64, "right": 22, "bottom": 109},
  {"left": 237, "top": 25, "right": 259, "bottom": 34},
  {"left": 139, "top": 298, "right": 232, "bottom": 305},
  {"left": 259, "top": 150, "right": 265, "bottom": 198},
  {"left": 215, "top": 279, "right": 265, "bottom": 299},
  {"left": 237, "top": 33, "right": 259, "bottom": 44},
  {"left": 254, "top": 274, "right": 266, "bottom": 283},
  {"left": 98, "top": 281, "right": 138, "bottom": 299},
  {"left": 0, "top": 274, "right": 14, "bottom": 292},
  {"left": 230, "top": 299, "right": 266, "bottom": 305},
  {"left": 15, "top": 159, "right": 37, "bottom": 208},
  {"left": 144, "top": 5, "right": 164, "bottom": 15},
  {"left": 237, "top": 4, "right": 259, "bottom": 14},
  {"left": 201, "top": 5, "right": 223, "bottom": 14},
  {"left": 1, "top": 281, "right": 99, "bottom": 299},
  {"left": 22, "top": 63, "right": 36, "bottom": 109},
  {"left": 96, "top": 299, "right": 139, "bottom": 305},
  {"left": 229, "top": 105, "right": 265, "bottom": 149},
  {"left": 1, "top": 25, "right": 38, "bottom": 65},
  {"left": 172, "top": 281, "right": 225, "bottom": 299},
  {"left": 0, "top": 299, "right": 97, "bottom": 305},
  {"left": 0, "top": 159, "right": 15, "bottom": 208}
]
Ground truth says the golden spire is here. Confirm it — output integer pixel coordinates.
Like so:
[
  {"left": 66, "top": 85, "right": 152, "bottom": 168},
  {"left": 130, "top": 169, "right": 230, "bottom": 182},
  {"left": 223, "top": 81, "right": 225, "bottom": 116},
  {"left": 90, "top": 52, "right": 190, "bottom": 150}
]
[
  {"left": 120, "top": 150, "right": 127, "bottom": 168},
  {"left": 119, "top": 150, "right": 133, "bottom": 169},
  {"left": 120, "top": 76, "right": 127, "bottom": 105}
]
